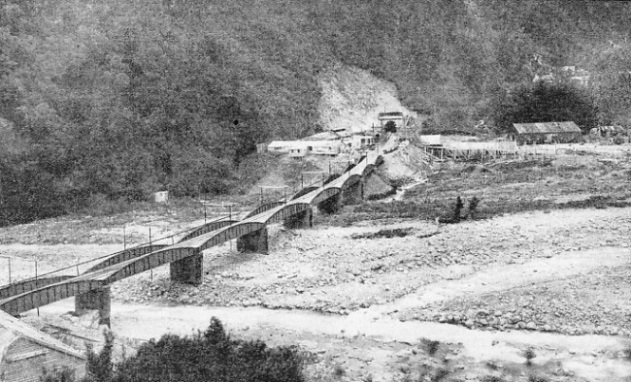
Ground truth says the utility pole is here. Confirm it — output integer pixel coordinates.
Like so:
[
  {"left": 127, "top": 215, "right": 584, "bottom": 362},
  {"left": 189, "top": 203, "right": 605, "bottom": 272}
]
[
  {"left": 35, "top": 260, "right": 39, "bottom": 316},
  {"left": 149, "top": 228, "right": 153, "bottom": 281},
  {"left": 228, "top": 204, "right": 233, "bottom": 251}
]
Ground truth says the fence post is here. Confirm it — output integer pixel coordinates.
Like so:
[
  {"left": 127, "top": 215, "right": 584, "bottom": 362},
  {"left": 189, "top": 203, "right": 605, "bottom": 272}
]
[
  {"left": 35, "top": 260, "right": 39, "bottom": 316},
  {"left": 8, "top": 258, "right": 11, "bottom": 284}
]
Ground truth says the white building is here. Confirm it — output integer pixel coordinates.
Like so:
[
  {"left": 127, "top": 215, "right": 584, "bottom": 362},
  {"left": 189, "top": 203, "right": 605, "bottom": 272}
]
[
  {"left": 347, "top": 135, "right": 375, "bottom": 150},
  {"left": 268, "top": 140, "right": 344, "bottom": 158}
]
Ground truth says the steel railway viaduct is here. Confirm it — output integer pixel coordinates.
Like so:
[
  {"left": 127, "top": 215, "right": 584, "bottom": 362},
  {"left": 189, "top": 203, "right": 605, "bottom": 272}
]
[{"left": 0, "top": 151, "right": 383, "bottom": 325}]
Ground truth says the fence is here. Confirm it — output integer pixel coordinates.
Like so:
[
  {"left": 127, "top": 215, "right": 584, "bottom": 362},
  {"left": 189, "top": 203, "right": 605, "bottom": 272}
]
[{"left": 0, "top": 214, "right": 237, "bottom": 288}]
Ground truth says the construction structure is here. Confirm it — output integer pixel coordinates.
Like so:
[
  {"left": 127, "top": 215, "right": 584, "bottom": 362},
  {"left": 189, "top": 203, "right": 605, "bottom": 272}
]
[
  {"left": 418, "top": 135, "right": 520, "bottom": 160},
  {"left": 0, "top": 310, "right": 86, "bottom": 382},
  {"left": 508, "top": 122, "right": 582, "bottom": 145}
]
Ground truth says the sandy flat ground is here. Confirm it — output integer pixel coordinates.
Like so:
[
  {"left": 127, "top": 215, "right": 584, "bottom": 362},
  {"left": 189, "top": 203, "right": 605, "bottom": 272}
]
[{"left": 7, "top": 206, "right": 630, "bottom": 382}]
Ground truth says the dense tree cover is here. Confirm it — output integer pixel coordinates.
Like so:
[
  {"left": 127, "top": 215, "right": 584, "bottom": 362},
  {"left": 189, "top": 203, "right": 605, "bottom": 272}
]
[
  {"left": 494, "top": 82, "right": 598, "bottom": 133},
  {"left": 2, "top": 0, "right": 631, "bottom": 225},
  {"left": 42, "top": 318, "right": 304, "bottom": 382}
]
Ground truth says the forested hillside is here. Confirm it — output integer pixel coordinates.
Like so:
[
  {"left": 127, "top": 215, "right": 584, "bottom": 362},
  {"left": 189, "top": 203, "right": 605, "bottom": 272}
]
[{"left": 1, "top": 0, "right": 631, "bottom": 225}]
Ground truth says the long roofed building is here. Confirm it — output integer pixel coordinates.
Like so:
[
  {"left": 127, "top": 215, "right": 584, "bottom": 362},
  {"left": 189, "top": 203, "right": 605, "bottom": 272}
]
[{"left": 509, "top": 121, "right": 582, "bottom": 145}]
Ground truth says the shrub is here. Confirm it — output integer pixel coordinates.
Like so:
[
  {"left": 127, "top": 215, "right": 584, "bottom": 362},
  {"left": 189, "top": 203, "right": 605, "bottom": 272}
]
[
  {"left": 85, "top": 330, "right": 114, "bottom": 382},
  {"left": 389, "top": 177, "right": 415, "bottom": 189},
  {"left": 431, "top": 368, "right": 450, "bottom": 382},
  {"left": 39, "top": 367, "right": 76, "bottom": 382},
  {"left": 468, "top": 196, "right": 481, "bottom": 219},
  {"left": 333, "top": 364, "right": 346, "bottom": 378},
  {"left": 114, "top": 317, "right": 305, "bottom": 382},
  {"left": 366, "top": 187, "right": 397, "bottom": 201},
  {"left": 41, "top": 318, "right": 305, "bottom": 382},
  {"left": 351, "top": 228, "right": 413, "bottom": 239},
  {"left": 481, "top": 376, "right": 506, "bottom": 382},
  {"left": 523, "top": 348, "right": 537, "bottom": 367},
  {"left": 454, "top": 196, "right": 464, "bottom": 223},
  {"left": 421, "top": 338, "right": 441, "bottom": 357}
]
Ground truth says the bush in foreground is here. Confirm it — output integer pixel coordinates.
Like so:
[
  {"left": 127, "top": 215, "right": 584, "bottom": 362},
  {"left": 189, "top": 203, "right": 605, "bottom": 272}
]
[{"left": 43, "top": 318, "right": 304, "bottom": 382}]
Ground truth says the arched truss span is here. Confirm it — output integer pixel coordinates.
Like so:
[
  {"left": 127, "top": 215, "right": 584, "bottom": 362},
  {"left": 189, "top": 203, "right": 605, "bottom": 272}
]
[
  {"left": 179, "top": 219, "right": 240, "bottom": 242},
  {"left": 0, "top": 279, "right": 106, "bottom": 315}
]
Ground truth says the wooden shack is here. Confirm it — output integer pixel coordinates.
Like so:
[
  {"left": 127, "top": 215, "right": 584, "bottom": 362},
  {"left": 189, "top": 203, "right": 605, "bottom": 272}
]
[{"left": 508, "top": 122, "right": 582, "bottom": 145}]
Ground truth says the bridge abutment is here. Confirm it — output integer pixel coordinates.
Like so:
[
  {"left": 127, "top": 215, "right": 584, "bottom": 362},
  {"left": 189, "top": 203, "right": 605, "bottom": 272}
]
[
  {"left": 283, "top": 208, "right": 313, "bottom": 229},
  {"left": 237, "top": 227, "right": 269, "bottom": 253},
  {"left": 170, "top": 250, "right": 204, "bottom": 285},
  {"left": 75, "top": 287, "right": 111, "bottom": 326}
]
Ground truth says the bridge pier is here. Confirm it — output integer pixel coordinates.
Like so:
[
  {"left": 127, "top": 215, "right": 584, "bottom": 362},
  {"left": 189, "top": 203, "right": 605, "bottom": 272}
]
[
  {"left": 342, "top": 179, "right": 365, "bottom": 205},
  {"left": 170, "top": 250, "right": 203, "bottom": 285},
  {"left": 237, "top": 227, "right": 269, "bottom": 253},
  {"left": 283, "top": 208, "right": 313, "bottom": 229},
  {"left": 75, "top": 287, "right": 111, "bottom": 326}
]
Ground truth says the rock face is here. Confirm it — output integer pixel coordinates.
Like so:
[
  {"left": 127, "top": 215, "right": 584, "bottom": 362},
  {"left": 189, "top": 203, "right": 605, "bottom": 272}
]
[{"left": 317, "top": 64, "right": 417, "bottom": 134}]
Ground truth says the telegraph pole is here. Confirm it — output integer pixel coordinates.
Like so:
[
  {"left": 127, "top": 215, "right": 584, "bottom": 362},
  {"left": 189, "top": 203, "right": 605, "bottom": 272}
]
[{"left": 35, "top": 260, "right": 39, "bottom": 316}]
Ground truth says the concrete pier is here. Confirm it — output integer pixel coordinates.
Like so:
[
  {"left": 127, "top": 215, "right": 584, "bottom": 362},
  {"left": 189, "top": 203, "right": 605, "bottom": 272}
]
[
  {"left": 75, "top": 287, "right": 111, "bottom": 326},
  {"left": 284, "top": 208, "right": 313, "bottom": 229},
  {"left": 170, "top": 251, "right": 204, "bottom": 285},
  {"left": 237, "top": 228, "right": 269, "bottom": 253}
]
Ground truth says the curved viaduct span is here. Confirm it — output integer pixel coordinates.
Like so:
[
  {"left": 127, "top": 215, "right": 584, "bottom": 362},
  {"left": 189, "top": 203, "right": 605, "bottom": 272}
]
[{"left": 0, "top": 151, "right": 382, "bottom": 324}]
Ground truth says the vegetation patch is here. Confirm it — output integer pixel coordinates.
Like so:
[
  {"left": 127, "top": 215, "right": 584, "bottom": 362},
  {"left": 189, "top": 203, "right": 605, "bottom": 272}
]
[
  {"left": 42, "top": 318, "right": 305, "bottom": 382},
  {"left": 366, "top": 187, "right": 397, "bottom": 201},
  {"left": 351, "top": 228, "right": 414, "bottom": 240}
]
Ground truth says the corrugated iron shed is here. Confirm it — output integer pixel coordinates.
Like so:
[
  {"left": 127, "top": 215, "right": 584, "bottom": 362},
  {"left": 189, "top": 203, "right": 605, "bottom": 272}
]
[{"left": 512, "top": 121, "right": 581, "bottom": 134}]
